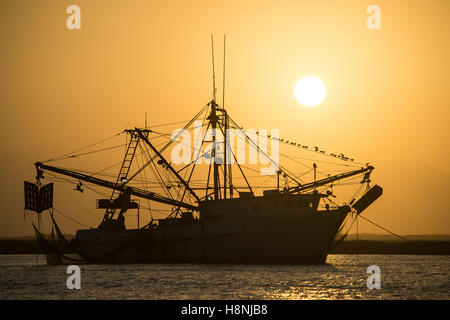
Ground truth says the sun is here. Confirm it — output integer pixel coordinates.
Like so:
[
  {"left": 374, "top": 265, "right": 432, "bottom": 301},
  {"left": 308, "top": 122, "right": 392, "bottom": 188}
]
[{"left": 294, "top": 76, "right": 326, "bottom": 107}]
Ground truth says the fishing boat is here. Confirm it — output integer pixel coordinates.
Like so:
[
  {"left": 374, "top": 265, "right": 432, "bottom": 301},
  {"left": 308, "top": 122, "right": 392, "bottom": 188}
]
[{"left": 24, "top": 41, "right": 382, "bottom": 265}]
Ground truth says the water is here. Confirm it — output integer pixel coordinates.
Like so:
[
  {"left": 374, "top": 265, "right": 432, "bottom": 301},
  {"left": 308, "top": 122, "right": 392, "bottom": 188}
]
[{"left": 0, "top": 254, "right": 448, "bottom": 299}]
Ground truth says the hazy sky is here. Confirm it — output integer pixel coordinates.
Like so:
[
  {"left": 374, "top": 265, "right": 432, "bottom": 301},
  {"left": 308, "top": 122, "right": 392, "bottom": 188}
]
[{"left": 1, "top": 0, "right": 449, "bottom": 237}]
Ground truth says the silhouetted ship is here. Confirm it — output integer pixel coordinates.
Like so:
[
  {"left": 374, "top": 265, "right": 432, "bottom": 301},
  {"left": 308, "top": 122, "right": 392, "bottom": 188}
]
[
  {"left": 24, "top": 39, "right": 382, "bottom": 264},
  {"left": 24, "top": 98, "right": 382, "bottom": 265}
]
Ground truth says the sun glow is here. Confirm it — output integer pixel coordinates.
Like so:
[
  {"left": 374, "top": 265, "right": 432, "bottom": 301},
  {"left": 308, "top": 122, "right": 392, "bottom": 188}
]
[{"left": 294, "top": 76, "right": 326, "bottom": 107}]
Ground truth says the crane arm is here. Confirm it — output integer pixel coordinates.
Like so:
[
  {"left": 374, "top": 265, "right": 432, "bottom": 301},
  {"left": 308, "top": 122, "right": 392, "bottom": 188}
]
[
  {"left": 286, "top": 165, "right": 374, "bottom": 194},
  {"left": 35, "top": 162, "right": 198, "bottom": 211}
]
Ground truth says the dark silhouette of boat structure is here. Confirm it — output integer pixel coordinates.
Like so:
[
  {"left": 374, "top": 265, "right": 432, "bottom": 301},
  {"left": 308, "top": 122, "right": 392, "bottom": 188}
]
[
  {"left": 23, "top": 41, "right": 382, "bottom": 264},
  {"left": 24, "top": 97, "right": 382, "bottom": 264}
]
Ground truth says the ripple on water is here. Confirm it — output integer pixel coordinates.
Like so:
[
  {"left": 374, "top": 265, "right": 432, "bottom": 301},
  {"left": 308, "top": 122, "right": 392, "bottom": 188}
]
[{"left": 0, "top": 254, "right": 449, "bottom": 299}]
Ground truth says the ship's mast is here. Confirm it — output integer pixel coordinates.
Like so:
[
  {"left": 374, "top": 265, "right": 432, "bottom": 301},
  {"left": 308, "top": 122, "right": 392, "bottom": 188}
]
[
  {"left": 209, "top": 101, "right": 220, "bottom": 200},
  {"left": 211, "top": 34, "right": 217, "bottom": 102},
  {"left": 223, "top": 109, "right": 228, "bottom": 199},
  {"left": 210, "top": 34, "right": 221, "bottom": 200},
  {"left": 222, "top": 35, "right": 232, "bottom": 199}
]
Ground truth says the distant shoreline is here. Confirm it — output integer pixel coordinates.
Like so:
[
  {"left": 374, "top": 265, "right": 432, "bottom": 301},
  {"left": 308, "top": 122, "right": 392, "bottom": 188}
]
[
  {"left": 1, "top": 238, "right": 449, "bottom": 255},
  {"left": 330, "top": 240, "right": 450, "bottom": 255}
]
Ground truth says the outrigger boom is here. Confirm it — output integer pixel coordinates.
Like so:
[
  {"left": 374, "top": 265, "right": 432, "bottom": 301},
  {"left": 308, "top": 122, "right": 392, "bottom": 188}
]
[{"left": 35, "top": 161, "right": 198, "bottom": 211}]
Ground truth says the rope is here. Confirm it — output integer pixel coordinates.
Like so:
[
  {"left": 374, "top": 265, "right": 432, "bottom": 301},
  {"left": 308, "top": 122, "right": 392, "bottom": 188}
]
[
  {"left": 145, "top": 117, "right": 365, "bottom": 192},
  {"left": 228, "top": 124, "right": 364, "bottom": 166},
  {"left": 358, "top": 214, "right": 450, "bottom": 259},
  {"left": 53, "top": 207, "right": 93, "bottom": 228},
  {"left": 148, "top": 119, "right": 197, "bottom": 128},
  {"left": 65, "top": 144, "right": 126, "bottom": 159},
  {"left": 56, "top": 183, "right": 100, "bottom": 219},
  {"left": 42, "top": 131, "right": 123, "bottom": 163}
]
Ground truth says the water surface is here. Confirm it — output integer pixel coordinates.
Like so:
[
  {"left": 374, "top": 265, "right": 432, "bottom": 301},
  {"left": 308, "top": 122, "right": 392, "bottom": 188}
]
[{"left": 0, "top": 254, "right": 448, "bottom": 299}]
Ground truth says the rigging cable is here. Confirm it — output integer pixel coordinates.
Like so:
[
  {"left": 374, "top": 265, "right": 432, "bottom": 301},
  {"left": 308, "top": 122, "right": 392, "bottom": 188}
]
[
  {"left": 135, "top": 150, "right": 153, "bottom": 221},
  {"left": 64, "top": 144, "right": 126, "bottom": 159},
  {"left": 56, "top": 182, "right": 99, "bottom": 219},
  {"left": 42, "top": 131, "right": 123, "bottom": 163},
  {"left": 53, "top": 207, "right": 93, "bottom": 228},
  {"left": 124, "top": 103, "right": 210, "bottom": 185},
  {"left": 357, "top": 214, "right": 450, "bottom": 259}
]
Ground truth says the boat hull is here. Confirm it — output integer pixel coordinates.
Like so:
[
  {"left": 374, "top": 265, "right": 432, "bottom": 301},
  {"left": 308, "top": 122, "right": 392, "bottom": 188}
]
[{"left": 72, "top": 206, "right": 349, "bottom": 264}]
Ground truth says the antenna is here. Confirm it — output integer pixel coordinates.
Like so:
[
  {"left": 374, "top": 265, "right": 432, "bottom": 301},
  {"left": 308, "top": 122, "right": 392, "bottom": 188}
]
[
  {"left": 145, "top": 112, "right": 147, "bottom": 130},
  {"left": 222, "top": 34, "right": 226, "bottom": 108},
  {"left": 211, "top": 34, "right": 217, "bottom": 101}
]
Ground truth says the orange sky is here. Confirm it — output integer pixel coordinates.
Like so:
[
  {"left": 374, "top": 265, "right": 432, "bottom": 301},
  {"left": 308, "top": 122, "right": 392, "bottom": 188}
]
[{"left": 1, "top": 0, "right": 449, "bottom": 237}]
